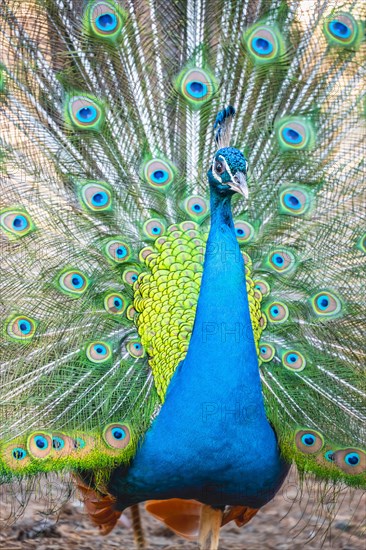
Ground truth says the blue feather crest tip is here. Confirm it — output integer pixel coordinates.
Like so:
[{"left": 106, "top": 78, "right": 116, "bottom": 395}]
[{"left": 214, "top": 106, "right": 236, "bottom": 147}]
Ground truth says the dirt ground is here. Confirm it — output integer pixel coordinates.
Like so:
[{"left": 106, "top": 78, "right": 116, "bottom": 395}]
[{"left": 0, "top": 469, "right": 364, "bottom": 549}]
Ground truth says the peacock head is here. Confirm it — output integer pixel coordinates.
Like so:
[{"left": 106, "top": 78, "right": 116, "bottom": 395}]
[{"left": 208, "top": 147, "right": 248, "bottom": 198}]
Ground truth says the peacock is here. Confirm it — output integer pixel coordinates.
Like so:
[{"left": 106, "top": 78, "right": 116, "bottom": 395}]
[{"left": 0, "top": 0, "right": 365, "bottom": 548}]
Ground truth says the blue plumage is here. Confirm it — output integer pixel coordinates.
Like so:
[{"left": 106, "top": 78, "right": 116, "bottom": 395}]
[{"left": 110, "top": 149, "right": 288, "bottom": 509}]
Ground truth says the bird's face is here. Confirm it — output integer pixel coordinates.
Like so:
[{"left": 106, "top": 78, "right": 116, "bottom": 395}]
[{"left": 207, "top": 147, "right": 248, "bottom": 198}]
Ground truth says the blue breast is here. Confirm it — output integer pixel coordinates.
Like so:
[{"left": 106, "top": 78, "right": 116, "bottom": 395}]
[{"left": 109, "top": 192, "right": 289, "bottom": 509}]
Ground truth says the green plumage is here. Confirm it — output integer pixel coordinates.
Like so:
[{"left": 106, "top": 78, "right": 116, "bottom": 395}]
[{"left": 0, "top": 0, "right": 365, "bottom": 497}]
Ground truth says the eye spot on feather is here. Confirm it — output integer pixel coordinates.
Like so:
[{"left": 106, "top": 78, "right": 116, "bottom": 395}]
[
  {"left": 71, "top": 434, "right": 95, "bottom": 457},
  {"left": 12, "top": 448, "right": 27, "bottom": 460},
  {"left": 324, "top": 450, "right": 335, "bottom": 462},
  {"left": 52, "top": 436, "right": 65, "bottom": 451},
  {"left": 123, "top": 269, "right": 139, "bottom": 285},
  {"left": 127, "top": 339, "right": 145, "bottom": 358},
  {"left": 84, "top": 1, "right": 126, "bottom": 42},
  {"left": 27, "top": 432, "right": 52, "bottom": 459},
  {"left": 103, "top": 423, "right": 131, "bottom": 449},
  {"left": 143, "top": 219, "right": 166, "bottom": 240},
  {"left": 324, "top": 13, "right": 363, "bottom": 48},
  {"left": 334, "top": 448, "right": 366, "bottom": 475},
  {"left": 265, "top": 301, "right": 289, "bottom": 323},
  {"left": 279, "top": 187, "right": 311, "bottom": 216},
  {"left": 259, "top": 343, "right": 275, "bottom": 362},
  {"left": 295, "top": 429, "right": 324, "bottom": 454},
  {"left": 66, "top": 94, "right": 105, "bottom": 131},
  {"left": 58, "top": 269, "right": 89, "bottom": 297},
  {"left": 126, "top": 305, "right": 137, "bottom": 321},
  {"left": 6, "top": 315, "right": 37, "bottom": 341},
  {"left": 184, "top": 196, "right": 209, "bottom": 221},
  {"left": 97, "top": 12, "right": 117, "bottom": 31},
  {"left": 0, "top": 209, "right": 34, "bottom": 238},
  {"left": 104, "top": 292, "right": 126, "bottom": 315},
  {"left": 143, "top": 159, "right": 175, "bottom": 190},
  {"left": 51, "top": 433, "right": 75, "bottom": 456},
  {"left": 3, "top": 444, "right": 30, "bottom": 469},
  {"left": 74, "top": 438, "right": 86, "bottom": 450},
  {"left": 310, "top": 290, "right": 342, "bottom": 318},
  {"left": 234, "top": 221, "right": 255, "bottom": 244},
  {"left": 282, "top": 350, "right": 306, "bottom": 372},
  {"left": 254, "top": 279, "right": 270, "bottom": 297},
  {"left": 243, "top": 24, "right": 285, "bottom": 64},
  {"left": 176, "top": 67, "right": 217, "bottom": 109},
  {"left": 80, "top": 182, "right": 112, "bottom": 212},
  {"left": 86, "top": 341, "right": 112, "bottom": 363},
  {"left": 104, "top": 240, "right": 131, "bottom": 263},
  {"left": 275, "top": 117, "right": 315, "bottom": 151},
  {"left": 267, "top": 249, "right": 295, "bottom": 274}
]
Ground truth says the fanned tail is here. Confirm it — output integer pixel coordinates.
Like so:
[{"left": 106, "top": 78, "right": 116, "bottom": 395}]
[{"left": 0, "top": 0, "right": 365, "bottom": 493}]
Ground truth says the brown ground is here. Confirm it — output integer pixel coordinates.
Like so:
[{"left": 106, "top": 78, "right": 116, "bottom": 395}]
[{"left": 0, "top": 469, "right": 364, "bottom": 549}]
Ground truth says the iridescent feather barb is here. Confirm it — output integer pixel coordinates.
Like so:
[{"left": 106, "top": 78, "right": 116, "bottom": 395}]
[{"left": 0, "top": 0, "right": 365, "bottom": 545}]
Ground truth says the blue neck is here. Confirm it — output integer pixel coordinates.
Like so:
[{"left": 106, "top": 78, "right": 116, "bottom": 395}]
[
  {"left": 180, "top": 188, "right": 264, "bottom": 402},
  {"left": 109, "top": 187, "right": 288, "bottom": 509}
]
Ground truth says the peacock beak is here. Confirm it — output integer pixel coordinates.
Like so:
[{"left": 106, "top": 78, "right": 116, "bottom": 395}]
[{"left": 228, "top": 171, "right": 248, "bottom": 198}]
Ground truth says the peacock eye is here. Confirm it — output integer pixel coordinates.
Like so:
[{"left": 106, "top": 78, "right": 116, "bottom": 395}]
[
  {"left": 323, "top": 13, "right": 362, "bottom": 48},
  {"left": 103, "top": 423, "right": 131, "bottom": 449},
  {"left": 275, "top": 117, "right": 315, "bottom": 151},
  {"left": 234, "top": 221, "right": 255, "bottom": 244},
  {"left": 184, "top": 196, "right": 209, "bottom": 221},
  {"left": 52, "top": 436, "right": 65, "bottom": 451},
  {"left": 86, "top": 341, "right": 112, "bottom": 363},
  {"left": 333, "top": 448, "right": 366, "bottom": 475},
  {"left": 6, "top": 314, "right": 37, "bottom": 341},
  {"left": 0, "top": 208, "right": 35, "bottom": 238},
  {"left": 267, "top": 248, "right": 295, "bottom": 274},
  {"left": 259, "top": 343, "right": 275, "bottom": 362},
  {"left": 310, "top": 290, "right": 342, "bottom": 318},
  {"left": 282, "top": 350, "right": 306, "bottom": 372},
  {"left": 143, "top": 219, "right": 166, "bottom": 240},
  {"left": 279, "top": 186, "right": 312, "bottom": 216},
  {"left": 28, "top": 432, "right": 52, "bottom": 458},
  {"left": 66, "top": 94, "right": 105, "bottom": 132},
  {"left": 83, "top": 1, "right": 126, "bottom": 43},
  {"left": 127, "top": 339, "right": 145, "bottom": 358},
  {"left": 295, "top": 429, "right": 324, "bottom": 455},
  {"left": 143, "top": 158, "right": 175, "bottom": 191},
  {"left": 12, "top": 448, "right": 27, "bottom": 461},
  {"left": 243, "top": 23, "right": 285, "bottom": 64},
  {"left": 123, "top": 268, "right": 140, "bottom": 285},
  {"left": 265, "top": 301, "right": 289, "bottom": 323},
  {"left": 80, "top": 181, "right": 112, "bottom": 212},
  {"left": 324, "top": 450, "right": 335, "bottom": 462},
  {"left": 51, "top": 433, "right": 74, "bottom": 456},
  {"left": 58, "top": 269, "right": 89, "bottom": 296},
  {"left": 215, "top": 160, "right": 225, "bottom": 174},
  {"left": 104, "top": 239, "right": 131, "bottom": 263},
  {"left": 176, "top": 67, "right": 217, "bottom": 109},
  {"left": 104, "top": 292, "right": 126, "bottom": 314}
]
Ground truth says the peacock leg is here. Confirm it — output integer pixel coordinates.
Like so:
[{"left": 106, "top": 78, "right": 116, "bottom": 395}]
[
  {"left": 130, "top": 504, "right": 146, "bottom": 549},
  {"left": 198, "top": 505, "right": 223, "bottom": 550}
]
